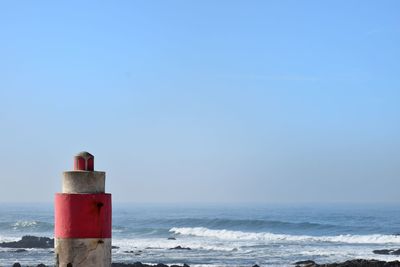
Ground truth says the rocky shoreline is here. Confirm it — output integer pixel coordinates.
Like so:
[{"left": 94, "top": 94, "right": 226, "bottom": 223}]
[
  {"left": 10, "top": 263, "right": 191, "bottom": 267},
  {"left": 2, "top": 236, "right": 400, "bottom": 267},
  {"left": 0, "top": 236, "right": 54, "bottom": 249},
  {"left": 8, "top": 260, "right": 400, "bottom": 267},
  {"left": 294, "top": 259, "right": 400, "bottom": 267}
]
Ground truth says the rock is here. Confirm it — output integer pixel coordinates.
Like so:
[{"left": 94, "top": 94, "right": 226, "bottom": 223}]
[
  {"left": 295, "top": 260, "right": 316, "bottom": 266},
  {"left": 112, "top": 263, "right": 145, "bottom": 267},
  {"left": 373, "top": 249, "right": 392, "bottom": 255},
  {"left": 0, "top": 236, "right": 54, "bottom": 248},
  {"left": 111, "top": 263, "right": 189, "bottom": 267},
  {"left": 14, "top": 249, "right": 27, "bottom": 253},
  {"left": 169, "top": 245, "right": 191, "bottom": 250},
  {"left": 373, "top": 248, "right": 400, "bottom": 255},
  {"left": 295, "top": 260, "right": 315, "bottom": 265},
  {"left": 3, "top": 263, "right": 192, "bottom": 267},
  {"left": 112, "top": 245, "right": 120, "bottom": 249},
  {"left": 168, "top": 237, "right": 176, "bottom": 240},
  {"left": 11, "top": 264, "right": 47, "bottom": 267},
  {"left": 123, "top": 250, "right": 142, "bottom": 255},
  {"left": 252, "top": 265, "right": 260, "bottom": 267},
  {"left": 294, "top": 259, "right": 400, "bottom": 267}
]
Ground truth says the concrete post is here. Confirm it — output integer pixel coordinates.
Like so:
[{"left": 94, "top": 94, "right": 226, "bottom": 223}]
[{"left": 55, "top": 152, "right": 112, "bottom": 267}]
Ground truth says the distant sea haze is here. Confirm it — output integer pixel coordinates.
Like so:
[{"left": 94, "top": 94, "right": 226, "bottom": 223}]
[{"left": 0, "top": 203, "right": 400, "bottom": 266}]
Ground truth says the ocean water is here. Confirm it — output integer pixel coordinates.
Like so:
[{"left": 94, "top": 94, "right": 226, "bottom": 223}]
[{"left": 0, "top": 203, "right": 400, "bottom": 266}]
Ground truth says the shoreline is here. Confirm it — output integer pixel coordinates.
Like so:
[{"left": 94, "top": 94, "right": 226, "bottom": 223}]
[
  {"left": 2, "top": 236, "right": 400, "bottom": 267},
  {"left": 8, "top": 259, "right": 400, "bottom": 267}
]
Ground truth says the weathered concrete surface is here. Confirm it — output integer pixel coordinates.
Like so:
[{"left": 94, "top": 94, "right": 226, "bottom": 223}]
[
  {"left": 55, "top": 238, "right": 111, "bottom": 267},
  {"left": 62, "top": 171, "right": 105, "bottom": 193}
]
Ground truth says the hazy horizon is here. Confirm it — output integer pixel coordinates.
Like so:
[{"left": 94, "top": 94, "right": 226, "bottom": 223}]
[{"left": 0, "top": 1, "right": 399, "bottom": 204}]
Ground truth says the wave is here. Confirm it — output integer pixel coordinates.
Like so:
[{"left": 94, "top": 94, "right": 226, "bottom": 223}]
[
  {"left": 170, "top": 227, "right": 400, "bottom": 244},
  {"left": 0, "top": 221, "right": 53, "bottom": 232},
  {"left": 112, "top": 237, "right": 236, "bottom": 252},
  {"left": 180, "top": 218, "right": 337, "bottom": 230},
  {"left": 124, "top": 217, "right": 342, "bottom": 232},
  {"left": 12, "top": 221, "right": 39, "bottom": 229}
]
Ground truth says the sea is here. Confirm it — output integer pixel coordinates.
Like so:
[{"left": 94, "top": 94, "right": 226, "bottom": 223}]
[{"left": 0, "top": 203, "right": 400, "bottom": 267}]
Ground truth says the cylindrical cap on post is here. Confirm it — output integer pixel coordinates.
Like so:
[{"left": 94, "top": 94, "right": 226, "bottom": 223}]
[{"left": 74, "top": 151, "right": 94, "bottom": 171}]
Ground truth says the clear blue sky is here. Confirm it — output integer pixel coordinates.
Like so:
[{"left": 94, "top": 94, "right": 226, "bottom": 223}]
[{"left": 0, "top": 1, "right": 399, "bottom": 203}]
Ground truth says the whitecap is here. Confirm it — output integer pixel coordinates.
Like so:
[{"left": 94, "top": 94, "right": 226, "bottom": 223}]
[{"left": 170, "top": 227, "right": 400, "bottom": 244}]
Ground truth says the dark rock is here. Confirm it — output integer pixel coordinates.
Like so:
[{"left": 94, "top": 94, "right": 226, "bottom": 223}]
[
  {"left": 253, "top": 265, "right": 260, "bottom": 267},
  {"left": 295, "top": 260, "right": 315, "bottom": 265},
  {"left": 14, "top": 249, "right": 27, "bottom": 253},
  {"left": 168, "top": 237, "right": 176, "bottom": 240},
  {"left": 112, "top": 263, "right": 145, "bottom": 267},
  {"left": 0, "top": 236, "right": 54, "bottom": 248},
  {"left": 123, "top": 250, "right": 142, "bottom": 255},
  {"left": 169, "top": 245, "right": 191, "bottom": 250},
  {"left": 295, "top": 260, "right": 316, "bottom": 266},
  {"left": 11, "top": 264, "right": 48, "bottom": 267},
  {"left": 373, "top": 248, "right": 400, "bottom": 255},
  {"left": 294, "top": 259, "right": 400, "bottom": 267},
  {"left": 112, "top": 245, "right": 120, "bottom": 249},
  {"left": 112, "top": 263, "right": 189, "bottom": 267},
  {"left": 373, "top": 249, "right": 392, "bottom": 255}
]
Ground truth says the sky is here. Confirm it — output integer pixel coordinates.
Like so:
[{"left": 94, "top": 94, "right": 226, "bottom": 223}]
[{"left": 0, "top": 1, "right": 399, "bottom": 203}]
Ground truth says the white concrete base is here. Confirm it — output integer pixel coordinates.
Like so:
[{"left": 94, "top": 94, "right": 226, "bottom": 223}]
[
  {"left": 55, "top": 238, "right": 111, "bottom": 267},
  {"left": 62, "top": 171, "right": 105, "bottom": 193}
]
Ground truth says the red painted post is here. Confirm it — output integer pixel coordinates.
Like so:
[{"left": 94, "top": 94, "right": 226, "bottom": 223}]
[{"left": 55, "top": 152, "right": 111, "bottom": 267}]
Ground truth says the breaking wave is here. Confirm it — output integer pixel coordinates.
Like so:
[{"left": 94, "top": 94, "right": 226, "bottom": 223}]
[
  {"left": 170, "top": 227, "right": 400, "bottom": 244},
  {"left": 157, "top": 218, "right": 339, "bottom": 231},
  {"left": 0, "top": 221, "right": 53, "bottom": 232}
]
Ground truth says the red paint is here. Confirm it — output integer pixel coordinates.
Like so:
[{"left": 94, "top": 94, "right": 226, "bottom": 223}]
[
  {"left": 55, "top": 193, "right": 112, "bottom": 238},
  {"left": 73, "top": 153, "right": 94, "bottom": 171},
  {"left": 74, "top": 156, "right": 86, "bottom": 171},
  {"left": 87, "top": 157, "right": 94, "bottom": 171}
]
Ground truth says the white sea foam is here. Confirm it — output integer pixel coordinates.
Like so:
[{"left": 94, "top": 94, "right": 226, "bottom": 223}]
[
  {"left": 0, "top": 235, "right": 21, "bottom": 244},
  {"left": 12, "top": 220, "right": 38, "bottom": 229},
  {"left": 112, "top": 237, "right": 237, "bottom": 252},
  {"left": 170, "top": 227, "right": 400, "bottom": 244}
]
